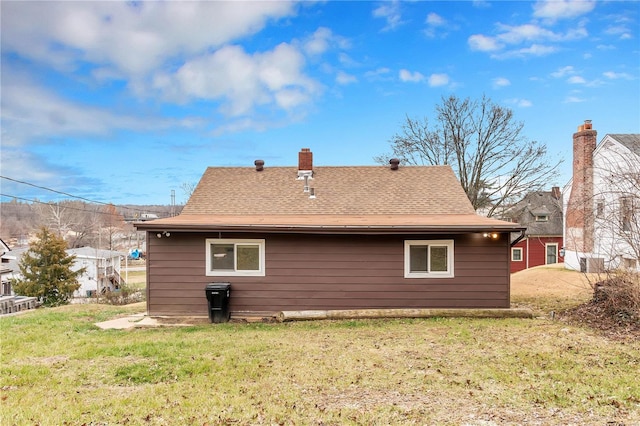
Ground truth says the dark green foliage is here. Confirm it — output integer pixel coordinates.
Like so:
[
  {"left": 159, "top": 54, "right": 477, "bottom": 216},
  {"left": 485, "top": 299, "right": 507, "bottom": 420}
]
[{"left": 13, "top": 227, "right": 85, "bottom": 306}]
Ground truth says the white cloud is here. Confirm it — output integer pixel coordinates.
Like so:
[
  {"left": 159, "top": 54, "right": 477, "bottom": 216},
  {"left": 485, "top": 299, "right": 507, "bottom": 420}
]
[
  {"left": 563, "top": 96, "right": 586, "bottom": 103},
  {"left": 1, "top": 1, "right": 298, "bottom": 78},
  {"left": 506, "top": 98, "right": 533, "bottom": 108},
  {"left": 373, "top": 1, "right": 404, "bottom": 31},
  {"left": 567, "top": 75, "right": 586, "bottom": 84},
  {"left": 426, "top": 12, "right": 446, "bottom": 27},
  {"left": 469, "top": 14, "right": 588, "bottom": 58},
  {"left": 303, "top": 27, "right": 333, "bottom": 56},
  {"left": 336, "top": 71, "right": 357, "bottom": 85},
  {"left": 428, "top": 73, "right": 449, "bottom": 87},
  {"left": 495, "top": 23, "right": 557, "bottom": 44},
  {"left": 399, "top": 69, "right": 425, "bottom": 83},
  {"left": 494, "top": 44, "right": 557, "bottom": 59},
  {"left": 1, "top": 70, "right": 168, "bottom": 147},
  {"left": 155, "top": 43, "right": 320, "bottom": 116},
  {"left": 495, "top": 23, "right": 587, "bottom": 44},
  {"left": 533, "top": 0, "right": 595, "bottom": 21},
  {"left": 365, "top": 67, "right": 392, "bottom": 81},
  {"left": 492, "top": 77, "right": 511, "bottom": 88},
  {"left": 424, "top": 12, "right": 453, "bottom": 38},
  {"left": 604, "top": 24, "right": 633, "bottom": 40},
  {"left": 338, "top": 53, "right": 359, "bottom": 67},
  {"left": 468, "top": 34, "right": 503, "bottom": 52},
  {"left": 551, "top": 66, "right": 576, "bottom": 78},
  {"left": 472, "top": 0, "right": 491, "bottom": 8},
  {"left": 603, "top": 71, "right": 634, "bottom": 80}
]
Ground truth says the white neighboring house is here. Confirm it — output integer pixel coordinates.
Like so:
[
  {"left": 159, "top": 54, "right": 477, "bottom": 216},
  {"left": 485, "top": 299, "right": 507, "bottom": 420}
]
[
  {"left": 1, "top": 246, "right": 126, "bottom": 298},
  {"left": 563, "top": 120, "right": 640, "bottom": 272},
  {"left": 1, "top": 239, "right": 14, "bottom": 296},
  {"left": 1, "top": 240, "right": 38, "bottom": 315},
  {"left": 68, "top": 247, "right": 127, "bottom": 298}
]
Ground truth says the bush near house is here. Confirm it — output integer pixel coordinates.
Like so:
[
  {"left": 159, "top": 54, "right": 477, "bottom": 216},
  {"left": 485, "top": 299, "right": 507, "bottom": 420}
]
[
  {"left": 564, "top": 271, "right": 640, "bottom": 338},
  {"left": 99, "top": 284, "right": 145, "bottom": 305}
]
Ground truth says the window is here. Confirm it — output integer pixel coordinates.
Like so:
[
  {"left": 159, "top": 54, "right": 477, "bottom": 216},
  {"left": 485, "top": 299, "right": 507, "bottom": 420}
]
[
  {"left": 623, "top": 258, "right": 638, "bottom": 270},
  {"left": 546, "top": 243, "right": 558, "bottom": 265},
  {"left": 596, "top": 200, "right": 604, "bottom": 218},
  {"left": 511, "top": 248, "right": 523, "bottom": 262},
  {"left": 621, "top": 197, "right": 633, "bottom": 232},
  {"left": 205, "top": 239, "right": 265, "bottom": 276},
  {"left": 535, "top": 215, "right": 549, "bottom": 222},
  {"left": 404, "top": 240, "right": 454, "bottom": 278}
]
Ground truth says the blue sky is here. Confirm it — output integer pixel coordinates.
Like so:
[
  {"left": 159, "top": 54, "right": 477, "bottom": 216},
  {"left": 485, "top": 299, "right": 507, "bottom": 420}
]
[{"left": 1, "top": 0, "right": 639, "bottom": 206}]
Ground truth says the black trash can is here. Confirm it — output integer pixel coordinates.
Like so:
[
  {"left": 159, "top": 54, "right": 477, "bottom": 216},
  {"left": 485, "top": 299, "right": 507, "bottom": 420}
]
[{"left": 205, "top": 283, "right": 231, "bottom": 323}]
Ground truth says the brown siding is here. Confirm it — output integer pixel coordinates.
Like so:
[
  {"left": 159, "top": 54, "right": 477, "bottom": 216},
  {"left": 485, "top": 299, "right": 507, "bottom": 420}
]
[{"left": 146, "top": 232, "right": 511, "bottom": 316}]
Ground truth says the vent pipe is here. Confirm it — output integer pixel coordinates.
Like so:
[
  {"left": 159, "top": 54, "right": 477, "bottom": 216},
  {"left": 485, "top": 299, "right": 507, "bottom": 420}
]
[
  {"left": 389, "top": 158, "right": 400, "bottom": 170},
  {"left": 254, "top": 159, "right": 265, "bottom": 171}
]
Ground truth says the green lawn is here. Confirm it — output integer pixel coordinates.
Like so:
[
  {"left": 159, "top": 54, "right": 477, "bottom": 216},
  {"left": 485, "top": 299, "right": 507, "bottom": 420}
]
[{"left": 1, "top": 301, "right": 639, "bottom": 425}]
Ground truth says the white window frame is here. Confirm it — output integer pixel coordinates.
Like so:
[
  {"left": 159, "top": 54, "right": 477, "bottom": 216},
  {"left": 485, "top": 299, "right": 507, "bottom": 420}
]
[
  {"left": 511, "top": 247, "right": 523, "bottom": 262},
  {"left": 404, "top": 240, "right": 454, "bottom": 278},
  {"left": 205, "top": 239, "right": 265, "bottom": 277}
]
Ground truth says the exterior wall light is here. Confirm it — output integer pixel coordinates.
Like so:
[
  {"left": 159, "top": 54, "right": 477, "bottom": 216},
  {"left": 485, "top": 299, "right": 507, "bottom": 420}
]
[{"left": 483, "top": 232, "right": 499, "bottom": 239}]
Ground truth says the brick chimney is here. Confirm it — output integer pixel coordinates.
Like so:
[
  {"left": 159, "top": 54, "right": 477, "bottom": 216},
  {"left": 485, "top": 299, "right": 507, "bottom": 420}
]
[
  {"left": 297, "top": 148, "right": 313, "bottom": 181},
  {"left": 298, "top": 148, "right": 313, "bottom": 172},
  {"left": 551, "top": 186, "right": 561, "bottom": 199},
  {"left": 565, "top": 120, "right": 597, "bottom": 253}
]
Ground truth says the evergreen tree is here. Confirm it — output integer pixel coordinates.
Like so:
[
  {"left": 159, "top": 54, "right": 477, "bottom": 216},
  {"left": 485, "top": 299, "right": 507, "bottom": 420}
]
[{"left": 13, "top": 227, "right": 85, "bottom": 306}]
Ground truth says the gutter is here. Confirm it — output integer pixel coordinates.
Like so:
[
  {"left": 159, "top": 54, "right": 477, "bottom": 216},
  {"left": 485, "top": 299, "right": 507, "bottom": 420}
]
[
  {"left": 135, "top": 223, "right": 526, "bottom": 235},
  {"left": 510, "top": 229, "right": 527, "bottom": 247}
]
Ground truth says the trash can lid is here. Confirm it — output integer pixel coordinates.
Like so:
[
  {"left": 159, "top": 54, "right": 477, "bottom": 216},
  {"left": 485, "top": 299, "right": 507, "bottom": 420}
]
[{"left": 205, "top": 282, "right": 231, "bottom": 290}]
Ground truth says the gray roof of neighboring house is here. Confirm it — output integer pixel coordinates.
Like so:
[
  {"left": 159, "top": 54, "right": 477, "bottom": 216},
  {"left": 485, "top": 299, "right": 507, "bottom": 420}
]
[
  {"left": 0, "top": 239, "right": 10, "bottom": 255},
  {"left": 1, "top": 247, "right": 124, "bottom": 274},
  {"left": 67, "top": 247, "right": 125, "bottom": 259},
  {"left": 609, "top": 134, "right": 640, "bottom": 155},
  {"left": 503, "top": 190, "right": 563, "bottom": 236},
  {"left": 1, "top": 247, "right": 29, "bottom": 274}
]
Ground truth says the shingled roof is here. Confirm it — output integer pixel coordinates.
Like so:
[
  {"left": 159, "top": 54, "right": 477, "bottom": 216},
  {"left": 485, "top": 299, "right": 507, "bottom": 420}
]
[
  {"left": 608, "top": 134, "right": 640, "bottom": 155},
  {"left": 137, "top": 160, "right": 523, "bottom": 233}
]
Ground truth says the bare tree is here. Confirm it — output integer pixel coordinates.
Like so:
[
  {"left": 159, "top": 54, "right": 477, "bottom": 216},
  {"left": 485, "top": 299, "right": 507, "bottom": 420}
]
[
  {"left": 181, "top": 182, "right": 197, "bottom": 204},
  {"left": 376, "top": 95, "right": 562, "bottom": 216},
  {"left": 99, "top": 204, "right": 124, "bottom": 251}
]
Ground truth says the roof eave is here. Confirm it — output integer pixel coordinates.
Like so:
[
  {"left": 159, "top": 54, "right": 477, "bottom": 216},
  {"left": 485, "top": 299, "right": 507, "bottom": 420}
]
[{"left": 135, "top": 222, "right": 525, "bottom": 234}]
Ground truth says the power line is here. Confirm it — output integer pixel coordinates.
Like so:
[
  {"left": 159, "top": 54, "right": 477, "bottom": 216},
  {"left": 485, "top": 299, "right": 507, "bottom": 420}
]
[
  {"left": 1, "top": 194, "right": 124, "bottom": 217},
  {"left": 0, "top": 175, "right": 168, "bottom": 215}
]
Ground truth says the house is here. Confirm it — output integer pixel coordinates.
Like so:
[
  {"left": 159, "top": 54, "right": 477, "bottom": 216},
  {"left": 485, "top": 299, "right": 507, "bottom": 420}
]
[
  {"left": 135, "top": 149, "right": 525, "bottom": 319},
  {"left": 502, "top": 188, "right": 564, "bottom": 273},
  {"left": 1, "top": 246, "right": 126, "bottom": 299},
  {"left": 0, "top": 240, "right": 38, "bottom": 315},
  {"left": 563, "top": 121, "right": 640, "bottom": 272},
  {"left": 67, "top": 247, "right": 127, "bottom": 298},
  {"left": 1, "top": 239, "right": 13, "bottom": 296}
]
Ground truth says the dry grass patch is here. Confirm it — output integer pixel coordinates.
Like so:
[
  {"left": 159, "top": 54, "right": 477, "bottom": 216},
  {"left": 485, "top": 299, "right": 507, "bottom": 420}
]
[
  {"left": 2, "top": 304, "right": 639, "bottom": 425},
  {"left": 511, "top": 263, "right": 593, "bottom": 313}
]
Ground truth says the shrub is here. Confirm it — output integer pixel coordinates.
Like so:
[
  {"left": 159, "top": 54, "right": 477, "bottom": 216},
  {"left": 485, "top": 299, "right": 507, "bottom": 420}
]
[
  {"left": 99, "top": 284, "right": 145, "bottom": 306},
  {"left": 593, "top": 271, "right": 640, "bottom": 323}
]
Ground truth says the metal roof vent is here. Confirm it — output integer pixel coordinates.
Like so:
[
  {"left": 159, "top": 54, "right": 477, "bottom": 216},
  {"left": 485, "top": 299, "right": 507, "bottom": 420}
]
[
  {"left": 389, "top": 158, "right": 400, "bottom": 170},
  {"left": 254, "top": 159, "right": 265, "bottom": 171}
]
